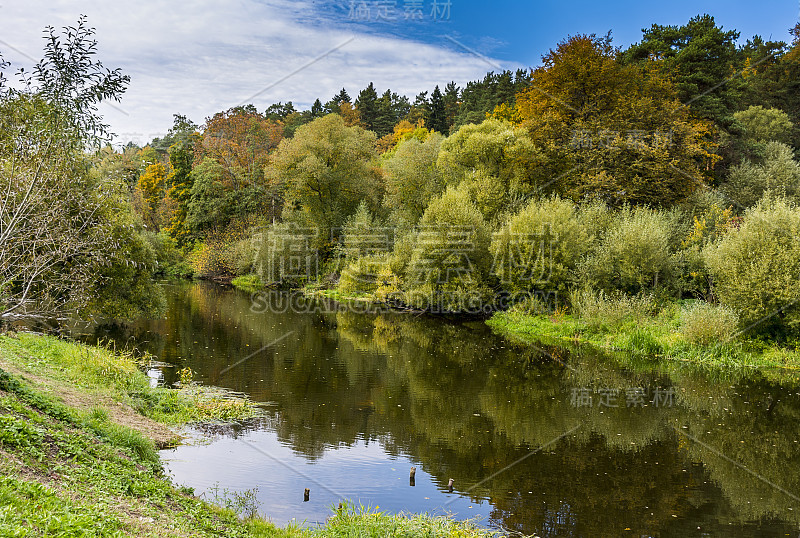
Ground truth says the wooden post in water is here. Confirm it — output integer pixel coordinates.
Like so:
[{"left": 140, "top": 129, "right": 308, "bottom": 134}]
[
  {"left": 447, "top": 478, "right": 454, "bottom": 493},
  {"left": 304, "top": 488, "right": 310, "bottom": 502},
  {"left": 409, "top": 466, "right": 416, "bottom": 487}
]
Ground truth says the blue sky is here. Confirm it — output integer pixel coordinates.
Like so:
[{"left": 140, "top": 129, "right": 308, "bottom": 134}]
[{"left": 0, "top": 0, "right": 795, "bottom": 144}]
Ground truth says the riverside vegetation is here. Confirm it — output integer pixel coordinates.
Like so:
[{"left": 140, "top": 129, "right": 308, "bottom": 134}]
[{"left": 3, "top": 12, "right": 800, "bottom": 536}]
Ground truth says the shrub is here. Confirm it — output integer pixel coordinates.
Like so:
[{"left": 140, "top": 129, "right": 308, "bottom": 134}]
[
  {"left": 404, "top": 187, "right": 494, "bottom": 312},
  {"left": 141, "top": 231, "right": 193, "bottom": 279},
  {"left": 579, "top": 206, "right": 679, "bottom": 295},
  {"left": 337, "top": 201, "right": 390, "bottom": 262},
  {"left": 491, "top": 196, "right": 591, "bottom": 296},
  {"left": 704, "top": 196, "right": 800, "bottom": 335},
  {"left": 252, "top": 222, "right": 320, "bottom": 287},
  {"left": 679, "top": 301, "right": 739, "bottom": 346},
  {"left": 189, "top": 219, "right": 256, "bottom": 278},
  {"left": 720, "top": 141, "right": 800, "bottom": 209},
  {"left": 569, "top": 287, "right": 657, "bottom": 330},
  {"left": 337, "top": 256, "right": 385, "bottom": 297}
]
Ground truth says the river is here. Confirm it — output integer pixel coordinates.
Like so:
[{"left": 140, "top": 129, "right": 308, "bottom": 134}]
[{"left": 74, "top": 282, "right": 800, "bottom": 536}]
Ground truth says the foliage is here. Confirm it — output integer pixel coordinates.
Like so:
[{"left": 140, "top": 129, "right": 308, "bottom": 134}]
[
  {"left": 141, "top": 231, "right": 194, "bottom": 279},
  {"left": 733, "top": 105, "right": 794, "bottom": 144},
  {"left": 195, "top": 106, "right": 283, "bottom": 188},
  {"left": 187, "top": 157, "right": 265, "bottom": 235},
  {"left": 189, "top": 219, "right": 257, "bottom": 278},
  {"left": 269, "top": 114, "right": 381, "bottom": 242},
  {"left": 252, "top": 222, "right": 321, "bottom": 287},
  {"left": 704, "top": 196, "right": 800, "bottom": 335},
  {"left": 490, "top": 196, "right": 591, "bottom": 296},
  {"left": 404, "top": 187, "right": 493, "bottom": 312},
  {"left": 720, "top": 141, "right": 800, "bottom": 209},
  {"left": 382, "top": 133, "right": 445, "bottom": 224},
  {"left": 338, "top": 201, "right": 387, "bottom": 262},
  {"left": 568, "top": 287, "right": 658, "bottom": 331},
  {"left": 514, "top": 34, "right": 716, "bottom": 206},
  {"left": 621, "top": 14, "right": 742, "bottom": 124},
  {"left": 437, "top": 119, "right": 542, "bottom": 222},
  {"left": 0, "top": 18, "right": 137, "bottom": 322},
  {"left": 679, "top": 301, "right": 740, "bottom": 346},
  {"left": 136, "top": 162, "right": 167, "bottom": 229},
  {"left": 579, "top": 206, "right": 680, "bottom": 295}
]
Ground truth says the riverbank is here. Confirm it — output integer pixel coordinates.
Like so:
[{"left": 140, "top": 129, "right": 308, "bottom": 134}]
[
  {"left": 487, "top": 308, "right": 800, "bottom": 372},
  {"left": 0, "top": 333, "right": 503, "bottom": 537}
]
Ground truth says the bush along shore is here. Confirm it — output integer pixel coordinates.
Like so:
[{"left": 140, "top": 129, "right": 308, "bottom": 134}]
[
  {"left": 0, "top": 332, "right": 503, "bottom": 537},
  {"left": 223, "top": 193, "right": 800, "bottom": 372}
]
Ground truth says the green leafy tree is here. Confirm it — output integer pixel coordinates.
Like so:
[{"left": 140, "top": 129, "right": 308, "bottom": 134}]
[
  {"left": 382, "top": 132, "right": 445, "bottom": 225},
  {"left": 733, "top": 105, "right": 794, "bottom": 144},
  {"left": 721, "top": 142, "right": 800, "bottom": 209},
  {"left": 0, "top": 16, "right": 164, "bottom": 322},
  {"left": 436, "top": 119, "right": 542, "bottom": 222},
  {"left": 579, "top": 206, "right": 680, "bottom": 295},
  {"left": 490, "top": 196, "right": 591, "bottom": 296},
  {"left": 269, "top": 114, "right": 381, "bottom": 246},
  {"left": 404, "top": 187, "right": 493, "bottom": 312}
]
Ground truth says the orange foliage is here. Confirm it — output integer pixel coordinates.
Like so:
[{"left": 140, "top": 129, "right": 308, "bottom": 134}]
[{"left": 195, "top": 107, "right": 283, "bottom": 188}]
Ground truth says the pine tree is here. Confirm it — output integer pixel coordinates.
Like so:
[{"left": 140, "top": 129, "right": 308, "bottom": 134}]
[
  {"left": 356, "top": 82, "right": 379, "bottom": 131},
  {"left": 427, "top": 86, "right": 447, "bottom": 133}
]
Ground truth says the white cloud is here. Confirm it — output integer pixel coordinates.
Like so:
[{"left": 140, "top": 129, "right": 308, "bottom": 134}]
[{"left": 0, "top": 0, "right": 517, "bottom": 145}]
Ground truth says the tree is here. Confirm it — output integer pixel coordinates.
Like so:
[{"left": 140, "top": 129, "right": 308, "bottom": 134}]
[
  {"left": 0, "top": 16, "right": 163, "bottom": 322},
  {"left": 310, "top": 98, "right": 324, "bottom": 118},
  {"left": 324, "top": 88, "right": 351, "bottom": 114},
  {"left": 704, "top": 196, "right": 800, "bottom": 335},
  {"left": 382, "top": 132, "right": 445, "bottom": 224},
  {"left": 268, "top": 114, "right": 381, "bottom": 246},
  {"left": 436, "top": 119, "right": 542, "bottom": 222},
  {"left": 490, "top": 196, "right": 591, "bottom": 296},
  {"left": 355, "top": 82, "right": 379, "bottom": 131},
  {"left": 404, "top": 187, "right": 493, "bottom": 312},
  {"left": 426, "top": 85, "right": 447, "bottom": 133},
  {"left": 721, "top": 142, "right": 800, "bottom": 209},
  {"left": 163, "top": 130, "right": 199, "bottom": 246},
  {"left": 733, "top": 105, "right": 794, "bottom": 144},
  {"left": 622, "top": 14, "right": 742, "bottom": 124},
  {"left": 514, "top": 34, "right": 716, "bottom": 206},
  {"left": 136, "top": 162, "right": 167, "bottom": 229},
  {"left": 195, "top": 106, "right": 283, "bottom": 189}
]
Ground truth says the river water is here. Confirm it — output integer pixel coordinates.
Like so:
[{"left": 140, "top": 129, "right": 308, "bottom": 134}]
[{"left": 77, "top": 282, "right": 800, "bottom": 536}]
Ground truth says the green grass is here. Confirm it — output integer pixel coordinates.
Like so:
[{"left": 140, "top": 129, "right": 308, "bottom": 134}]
[
  {"left": 231, "top": 273, "right": 266, "bottom": 293},
  {"left": 312, "top": 503, "right": 501, "bottom": 537},
  {"left": 486, "top": 308, "right": 800, "bottom": 372}
]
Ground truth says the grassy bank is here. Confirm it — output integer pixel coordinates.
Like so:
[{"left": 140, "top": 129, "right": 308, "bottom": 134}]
[
  {"left": 0, "top": 333, "right": 502, "bottom": 537},
  {"left": 487, "top": 305, "right": 800, "bottom": 371}
]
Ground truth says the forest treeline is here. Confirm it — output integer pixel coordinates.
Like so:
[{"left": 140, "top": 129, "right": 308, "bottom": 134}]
[{"left": 4, "top": 15, "right": 800, "bottom": 342}]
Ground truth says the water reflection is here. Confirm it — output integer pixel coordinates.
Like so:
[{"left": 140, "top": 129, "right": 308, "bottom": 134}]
[{"left": 78, "top": 282, "right": 800, "bottom": 536}]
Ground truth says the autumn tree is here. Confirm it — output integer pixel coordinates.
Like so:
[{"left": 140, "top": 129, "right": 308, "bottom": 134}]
[
  {"left": 514, "top": 34, "right": 715, "bottom": 206},
  {"left": 135, "top": 162, "right": 167, "bottom": 229},
  {"left": 195, "top": 106, "right": 283, "bottom": 185}
]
